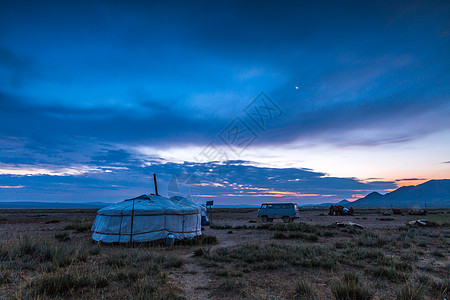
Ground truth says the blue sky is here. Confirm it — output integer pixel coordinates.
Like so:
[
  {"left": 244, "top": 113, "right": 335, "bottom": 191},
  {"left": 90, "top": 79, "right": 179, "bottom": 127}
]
[{"left": 0, "top": 0, "right": 449, "bottom": 205}]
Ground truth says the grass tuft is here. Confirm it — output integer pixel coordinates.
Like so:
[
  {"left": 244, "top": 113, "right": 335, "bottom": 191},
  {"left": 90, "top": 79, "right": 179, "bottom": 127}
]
[
  {"left": 357, "top": 232, "right": 389, "bottom": 248},
  {"left": 294, "top": 279, "right": 317, "bottom": 299},
  {"left": 64, "top": 220, "right": 93, "bottom": 232},
  {"left": 332, "top": 273, "right": 373, "bottom": 300},
  {"left": 54, "top": 232, "right": 71, "bottom": 242},
  {"left": 31, "top": 270, "right": 108, "bottom": 296},
  {"left": 395, "top": 281, "right": 424, "bottom": 300}
]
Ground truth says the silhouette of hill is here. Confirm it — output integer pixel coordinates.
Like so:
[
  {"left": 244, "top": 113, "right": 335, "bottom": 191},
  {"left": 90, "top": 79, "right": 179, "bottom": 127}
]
[{"left": 347, "top": 179, "right": 450, "bottom": 208}]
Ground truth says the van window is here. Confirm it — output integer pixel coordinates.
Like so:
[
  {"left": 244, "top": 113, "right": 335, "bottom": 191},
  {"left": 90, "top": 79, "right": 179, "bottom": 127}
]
[
  {"left": 267, "top": 205, "right": 273, "bottom": 209},
  {"left": 261, "top": 204, "right": 267, "bottom": 209}
]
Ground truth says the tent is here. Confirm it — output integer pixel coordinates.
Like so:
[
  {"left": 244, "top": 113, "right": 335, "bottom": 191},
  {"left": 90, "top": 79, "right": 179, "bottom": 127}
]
[
  {"left": 170, "top": 196, "right": 209, "bottom": 225},
  {"left": 91, "top": 194, "right": 202, "bottom": 243}
]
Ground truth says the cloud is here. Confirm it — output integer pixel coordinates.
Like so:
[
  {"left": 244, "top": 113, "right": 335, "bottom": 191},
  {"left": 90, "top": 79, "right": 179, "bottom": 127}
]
[
  {"left": 0, "top": 185, "right": 24, "bottom": 189},
  {"left": 0, "top": 148, "right": 398, "bottom": 204},
  {"left": 0, "top": 0, "right": 448, "bottom": 205}
]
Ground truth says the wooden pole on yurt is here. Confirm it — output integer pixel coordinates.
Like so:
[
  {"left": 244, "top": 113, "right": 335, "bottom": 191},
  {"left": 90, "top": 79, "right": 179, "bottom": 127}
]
[
  {"left": 153, "top": 174, "right": 159, "bottom": 196},
  {"left": 129, "top": 198, "right": 135, "bottom": 245}
]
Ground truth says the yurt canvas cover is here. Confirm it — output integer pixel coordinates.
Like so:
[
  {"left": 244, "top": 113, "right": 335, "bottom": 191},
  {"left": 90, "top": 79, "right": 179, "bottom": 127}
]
[
  {"left": 92, "top": 194, "right": 201, "bottom": 243},
  {"left": 170, "top": 196, "right": 209, "bottom": 225}
]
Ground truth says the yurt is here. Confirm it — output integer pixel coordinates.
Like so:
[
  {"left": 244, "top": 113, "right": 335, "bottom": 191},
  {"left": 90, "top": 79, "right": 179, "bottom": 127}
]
[
  {"left": 170, "top": 196, "right": 209, "bottom": 225},
  {"left": 91, "top": 194, "right": 202, "bottom": 243}
]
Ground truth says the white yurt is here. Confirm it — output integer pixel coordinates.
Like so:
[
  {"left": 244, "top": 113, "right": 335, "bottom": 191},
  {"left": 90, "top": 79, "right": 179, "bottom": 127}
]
[
  {"left": 170, "top": 196, "right": 209, "bottom": 225},
  {"left": 91, "top": 194, "right": 202, "bottom": 243}
]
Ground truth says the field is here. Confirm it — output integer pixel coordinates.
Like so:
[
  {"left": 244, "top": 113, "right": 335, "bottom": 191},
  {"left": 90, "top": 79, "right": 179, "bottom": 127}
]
[{"left": 0, "top": 208, "right": 448, "bottom": 299}]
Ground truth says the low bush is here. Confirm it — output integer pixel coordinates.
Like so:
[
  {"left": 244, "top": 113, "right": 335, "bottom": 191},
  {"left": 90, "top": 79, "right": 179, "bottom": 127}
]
[
  {"left": 133, "top": 275, "right": 182, "bottom": 300},
  {"left": 270, "top": 222, "right": 320, "bottom": 234},
  {"left": 164, "top": 255, "right": 184, "bottom": 268},
  {"left": 64, "top": 220, "right": 93, "bottom": 232},
  {"left": 431, "top": 250, "right": 445, "bottom": 258},
  {"left": 45, "top": 219, "right": 61, "bottom": 224},
  {"left": 272, "top": 232, "right": 319, "bottom": 242},
  {"left": 366, "top": 266, "right": 407, "bottom": 282},
  {"left": 207, "top": 243, "right": 336, "bottom": 270},
  {"left": 105, "top": 253, "right": 129, "bottom": 268},
  {"left": 357, "top": 232, "right": 389, "bottom": 248},
  {"left": 54, "top": 232, "right": 70, "bottom": 242},
  {"left": 210, "top": 224, "right": 232, "bottom": 229},
  {"left": 31, "top": 270, "right": 108, "bottom": 296},
  {"left": 294, "top": 280, "right": 317, "bottom": 299},
  {"left": 331, "top": 273, "right": 373, "bottom": 300},
  {"left": 194, "top": 248, "right": 205, "bottom": 257},
  {"left": 395, "top": 281, "right": 424, "bottom": 300},
  {"left": 175, "top": 235, "right": 218, "bottom": 246}
]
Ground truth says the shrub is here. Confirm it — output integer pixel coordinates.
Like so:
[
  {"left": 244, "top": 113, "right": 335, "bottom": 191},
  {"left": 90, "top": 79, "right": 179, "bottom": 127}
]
[
  {"left": 164, "top": 256, "right": 184, "bottom": 268},
  {"left": 334, "top": 241, "right": 353, "bottom": 249},
  {"left": 201, "top": 235, "right": 218, "bottom": 245},
  {"left": 64, "top": 220, "right": 93, "bottom": 232},
  {"left": 31, "top": 270, "right": 108, "bottom": 296},
  {"left": 0, "top": 268, "right": 12, "bottom": 284},
  {"left": 1, "top": 235, "right": 86, "bottom": 267},
  {"left": 273, "top": 232, "right": 288, "bottom": 239},
  {"left": 395, "top": 281, "right": 424, "bottom": 300},
  {"left": 431, "top": 250, "right": 445, "bottom": 258},
  {"left": 210, "top": 224, "right": 232, "bottom": 229},
  {"left": 114, "top": 269, "right": 142, "bottom": 283},
  {"left": 332, "top": 274, "right": 373, "bottom": 300},
  {"left": 105, "top": 253, "right": 129, "bottom": 268},
  {"left": 219, "top": 278, "right": 246, "bottom": 292},
  {"left": 133, "top": 275, "right": 182, "bottom": 300},
  {"left": 208, "top": 243, "right": 336, "bottom": 270},
  {"left": 272, "top": 232, "right": 319, "bottom": 242},
  {"left": 175, "top": 235, "right": 218, "bottom": 246},
  {"left": 193, "top": 248, "right": 205, "bottom": 257},
  {"left": 270, "top": 222, "right": 320, "bottom": 234},
  {"left": 366, "top": 266, "right": 407, "bottom": 282},
  {"left": 357, "top": 233, "right": 389, "bottom": 248},
  {"left": 256, "top": 223, "right": 272, "bottom": 230},
  {"left": 294, "top": 280, "right": 317, "bottom": 299},
  {"left": 45, "top": 219, "right": 61, "bottom": 224},
  {"left": 54, "top": 232, "right": 71, "bottom": 242},
  {"left": 88, "top": 246, "right": 101, "bottom": 256}
]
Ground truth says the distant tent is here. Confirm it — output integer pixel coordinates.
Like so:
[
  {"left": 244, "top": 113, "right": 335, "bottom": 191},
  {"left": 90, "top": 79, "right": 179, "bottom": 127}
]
[
  {"left": 91, "top": 194, "right": 201, "bottom": 243},
  {"left": 170, "top": 196, "right": 209, "bottom": 226}
]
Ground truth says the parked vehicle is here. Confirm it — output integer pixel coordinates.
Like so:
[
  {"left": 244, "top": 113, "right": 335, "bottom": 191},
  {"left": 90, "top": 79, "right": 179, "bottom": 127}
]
[{"left": 257, "top": 203, "right": 300, "bottom": 223}]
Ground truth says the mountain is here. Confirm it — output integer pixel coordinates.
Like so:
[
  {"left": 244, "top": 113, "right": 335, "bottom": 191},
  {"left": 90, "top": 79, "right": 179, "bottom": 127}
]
[
  {"left": 346, "top": 179, "right": 450, "bottom": 208},
  {"left": 300, "top": 199, "right": 350, "bottom": 209}
]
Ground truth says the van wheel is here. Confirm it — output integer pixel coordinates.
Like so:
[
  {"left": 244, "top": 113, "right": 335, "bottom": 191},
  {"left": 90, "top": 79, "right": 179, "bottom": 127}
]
[
  {"left": 262, "top": 216, "right": 268, "bottom": 223},
  {"left": 268, "top": 218, "right": 274, "bottom": 222},
  {"left": 283, "top": 216, "right": 291, "bottom": 223}
]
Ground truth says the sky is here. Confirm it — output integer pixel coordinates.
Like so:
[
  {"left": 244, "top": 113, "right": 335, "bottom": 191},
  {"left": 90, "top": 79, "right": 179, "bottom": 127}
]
[{"left": 0, "top": 0, "right": 449, "bottom": 205}]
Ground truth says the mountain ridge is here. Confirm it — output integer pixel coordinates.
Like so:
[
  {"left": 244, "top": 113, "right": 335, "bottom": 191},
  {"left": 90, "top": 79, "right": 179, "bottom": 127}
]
[{"left": 346, "top": 179, "right": 450, "bottom": 208}]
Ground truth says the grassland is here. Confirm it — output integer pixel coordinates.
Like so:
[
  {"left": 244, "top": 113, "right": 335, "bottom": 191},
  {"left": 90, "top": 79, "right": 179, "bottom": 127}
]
[{"left": 0, "top": 208, "right": 448, "bottom": 299}]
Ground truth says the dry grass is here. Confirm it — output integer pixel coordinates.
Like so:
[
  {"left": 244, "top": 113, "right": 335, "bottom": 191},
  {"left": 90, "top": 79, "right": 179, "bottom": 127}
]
[{"left": 0, "top": 208, "right": 449, "bottom": 299}]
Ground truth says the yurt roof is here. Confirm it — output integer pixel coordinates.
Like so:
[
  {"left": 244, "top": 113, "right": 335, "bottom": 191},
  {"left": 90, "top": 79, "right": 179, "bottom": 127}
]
[{"left": 97, "top": 194, "right": 200, "bottom": 216}]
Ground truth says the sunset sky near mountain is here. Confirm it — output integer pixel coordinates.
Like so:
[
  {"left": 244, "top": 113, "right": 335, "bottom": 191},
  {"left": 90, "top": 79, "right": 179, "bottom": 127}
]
[{"left": 1, "top": 0, "right": 449, "bottom": 205}]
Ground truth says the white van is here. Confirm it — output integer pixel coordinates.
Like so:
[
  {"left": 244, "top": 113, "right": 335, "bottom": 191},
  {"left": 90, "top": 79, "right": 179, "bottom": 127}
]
[{"left": 257, "top": 203, "right": 300, "bottom": 223}]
